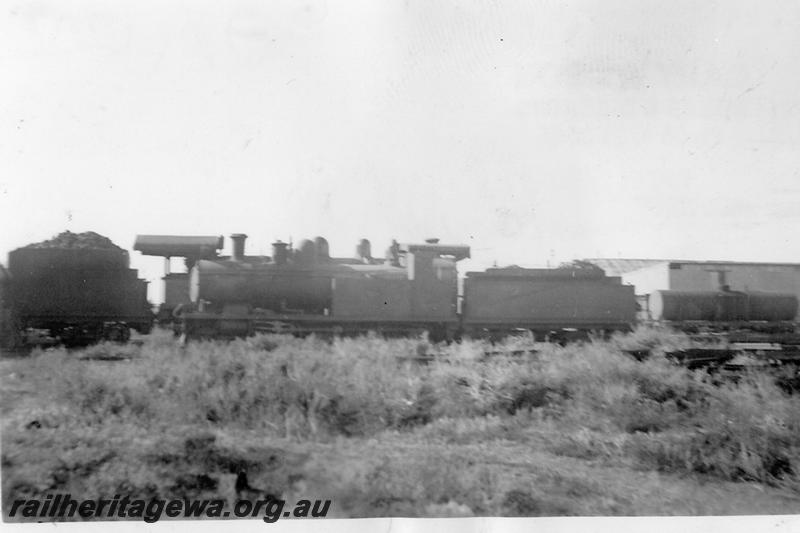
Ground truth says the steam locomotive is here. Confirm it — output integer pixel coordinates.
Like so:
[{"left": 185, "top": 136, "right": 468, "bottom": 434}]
[{"left": 135, "top": 234, "right": 638, "bottom": 342}]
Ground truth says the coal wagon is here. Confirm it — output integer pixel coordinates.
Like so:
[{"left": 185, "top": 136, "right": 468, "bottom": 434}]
[{"left": 3, "top": 231, "right": 153, "bottom": 347}]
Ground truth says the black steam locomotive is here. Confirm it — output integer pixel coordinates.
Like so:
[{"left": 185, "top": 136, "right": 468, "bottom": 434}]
[{"left": 135, "top": 234, "right": 637, "bottom": 342}]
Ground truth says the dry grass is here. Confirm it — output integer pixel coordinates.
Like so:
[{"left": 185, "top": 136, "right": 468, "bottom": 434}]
[{"left": 3, "top": 326, "right": 800, "bottom": 518}]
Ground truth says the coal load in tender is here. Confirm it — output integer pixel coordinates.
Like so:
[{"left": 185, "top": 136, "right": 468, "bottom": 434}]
[
  {"left": 21, "top": 230, "right": 125, "bottom": 252},
  {"left": 9, "top": 231, "right": 131, "bottom": 276},
  {"left": 6, "top": 230, "right": 154, "bottom": 342}
]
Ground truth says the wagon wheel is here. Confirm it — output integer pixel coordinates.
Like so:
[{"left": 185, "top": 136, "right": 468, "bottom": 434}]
[{"left": 104, "top": 323, "right": 130, "bottom": 342}]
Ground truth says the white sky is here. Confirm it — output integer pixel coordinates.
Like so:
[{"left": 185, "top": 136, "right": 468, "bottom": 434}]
[{"left": 2, "top": 0, "right": 800, "bottom": 301}]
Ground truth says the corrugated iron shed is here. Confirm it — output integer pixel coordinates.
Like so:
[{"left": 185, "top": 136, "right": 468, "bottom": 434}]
[
  {"left": 585, "top": 258, "right": 800, "bottom": 277},
  {"left": 582, "top": 259, "right": 670, "bottom": 277}
]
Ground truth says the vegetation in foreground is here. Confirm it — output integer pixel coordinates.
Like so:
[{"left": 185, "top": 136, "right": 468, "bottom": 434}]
[{"left": 2, "top": 326, "right": 800, "bottom": 518}]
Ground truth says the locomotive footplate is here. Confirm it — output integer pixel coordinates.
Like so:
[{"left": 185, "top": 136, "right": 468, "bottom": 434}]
[{"left": 181, "top": 311, "right": 456, "bottom": 341}]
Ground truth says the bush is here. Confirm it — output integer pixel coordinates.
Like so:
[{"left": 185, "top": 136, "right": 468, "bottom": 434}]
[
  {"left": 610, "top": 325, "right": 693, "bottom": 353},
  {"left": 627, "top": 373, "right": 800, "bottom": 483},
  {"left": 9, "top": 327, "right": 800, "bottom": 498}
]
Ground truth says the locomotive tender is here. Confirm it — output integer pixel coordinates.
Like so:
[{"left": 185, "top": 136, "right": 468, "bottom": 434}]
[
  {"left": 462, "top": 266, "right": 637, "bottom": 337},
  {"left": 2, "top": 232, "right": 153, "bottom": 348},
  {"left": 136, "top": 233, "right": 638, "bottom": 341}
]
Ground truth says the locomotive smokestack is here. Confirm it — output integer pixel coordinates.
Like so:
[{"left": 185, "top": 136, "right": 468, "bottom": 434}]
[
  {"left": 356, "top": 239, "right": 372, "bottom": 264},
  {"left": 272, "top": 241, "right": 288, "bottom": 266},
  {"left": 230, "top": 234, "right": 247, "bottom": 261}
]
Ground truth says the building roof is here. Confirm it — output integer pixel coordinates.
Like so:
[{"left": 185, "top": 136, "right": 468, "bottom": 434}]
[
  {"left": 585, "top": 258, "right": 800, "bottom": 276},
  {"left": 582, "top": 259, "right": 669, "bottom": 276}
]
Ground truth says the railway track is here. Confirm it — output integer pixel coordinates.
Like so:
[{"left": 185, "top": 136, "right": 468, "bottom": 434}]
[
  {"left": 397, "top": 348, "right": 653, "bottom": 365},
  {"left": 398, "top": 343, "right": 800, "bottom": 371},
  {"left": 665, "top": 344, "right": 800, "bottom": 370}
]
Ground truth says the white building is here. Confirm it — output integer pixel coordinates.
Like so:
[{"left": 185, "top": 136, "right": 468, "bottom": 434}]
[{"left": 585, "top": 259, "right": 800, "bottom": 319}]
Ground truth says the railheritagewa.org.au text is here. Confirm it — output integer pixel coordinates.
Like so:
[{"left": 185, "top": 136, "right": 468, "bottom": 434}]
[{"left": 8, "top": 493, "right": 331, "bottom": 523}]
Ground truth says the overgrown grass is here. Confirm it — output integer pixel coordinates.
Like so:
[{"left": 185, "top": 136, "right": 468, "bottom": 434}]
[
  {"left": 609, "top": 324, "right": 694, "bottom": 353},
  {"left": 4, "top": 325, "right": 800, "bottom": 518}
]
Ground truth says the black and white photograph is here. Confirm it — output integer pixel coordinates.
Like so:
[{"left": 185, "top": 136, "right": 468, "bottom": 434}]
[{"left": 2, "top": 0, "right": 800, "bottom": 530}]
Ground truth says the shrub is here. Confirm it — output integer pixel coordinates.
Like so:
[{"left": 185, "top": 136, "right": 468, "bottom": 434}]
[
  {"left": 627, "top": 373, "right": 800, "bottom": 483},
  {"left": 10, "top": 327, "right": 800, "bottom": 497},
  {"left": 610, "top": 325, "right": 693, "bottom": 353},
  {"left": 545, "top": 425, "right": 628, "bottom": 460}
]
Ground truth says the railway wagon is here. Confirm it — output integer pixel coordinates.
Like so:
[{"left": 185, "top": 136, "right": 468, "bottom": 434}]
[
  {"left": 649, "top": 289, "right": 798, "bottom": 323},
  {"left": 646, "top": 288, "right": 799, "bottom": 344},
  {"left": 5, "top": 232, "right": 153, "bottom": 346},
  {"left": 461, "top": 266, "right": 636, "bottom": 339},
  {"left": 178, "top": 235, "right": 470, "bottom": 341}
]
